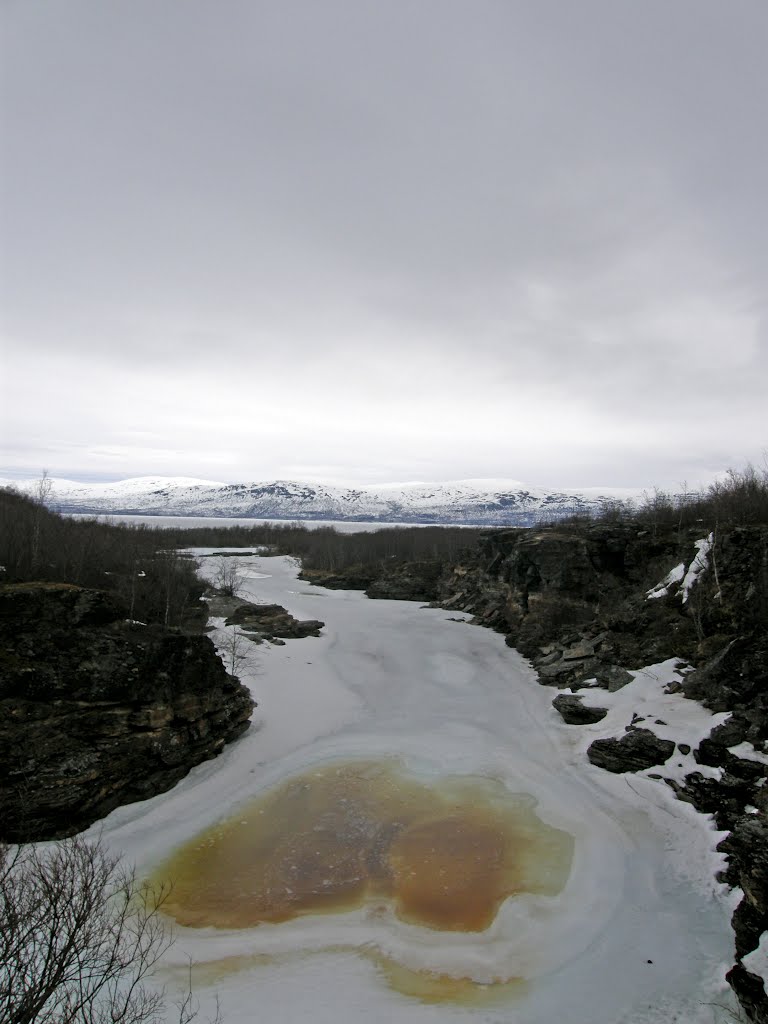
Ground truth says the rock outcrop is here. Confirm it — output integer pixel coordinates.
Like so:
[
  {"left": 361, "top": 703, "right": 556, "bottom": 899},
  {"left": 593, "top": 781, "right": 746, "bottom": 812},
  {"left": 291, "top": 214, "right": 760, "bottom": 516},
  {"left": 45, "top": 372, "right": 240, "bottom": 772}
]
[
  {"left": 301, "top": 560, "right": 443, "bottom": 602},
  {"left": 434, "top": 521, "right": 768, "bottom": 1021},
  {"left": 720, "top": 818, "right": 768, "bottom": 1022},
  {"left": 224, "top": 601, "right": 324, "bottom": 641},
  {"left": 0, "top": 583, "right": 255, "bottom": 842},
  {"left": 437, "top": 523, "right": 709, "bottom": 675}
]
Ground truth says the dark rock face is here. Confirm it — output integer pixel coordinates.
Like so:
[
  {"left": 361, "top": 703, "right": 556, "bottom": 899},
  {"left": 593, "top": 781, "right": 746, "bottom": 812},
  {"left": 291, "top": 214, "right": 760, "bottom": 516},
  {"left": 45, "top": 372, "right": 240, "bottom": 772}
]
[
  {"left": 720, "top": 819, "right": 768, "bottom": 940},
  {"left": 684, "top": 634, "right": 768, "bottom": 718},
  {"left": 552, "top": 694, "right": 608, "bottom": 725},
  {"left": 727, "top": 965, "right": 768, "bottom": 1024},
  {"left": 365, "top": 561, "right": 445, "bottom": 602},
  {"left": 300, "top": 561, "right": 444, "bottom": 602},
  {"left": 0, "top": 584, "right": 255, "bottom": 842},
  {"left": 225, "top": 601, "right": 324, "bottom": 640},
  {"left": 299, "top": 567, "right": 378, "bottom": 591},
  {"left": 437, "top": 524, "right": 705, "bottom": 678},
  {"left": 587, "top": 729, "right": 676, "bottom": 773},
  {"left": 720, "top": 818, "right": 768, "bottom": 1018},
  {"left": 435, "top": 521, "right": 768, "bottom": 1023}
]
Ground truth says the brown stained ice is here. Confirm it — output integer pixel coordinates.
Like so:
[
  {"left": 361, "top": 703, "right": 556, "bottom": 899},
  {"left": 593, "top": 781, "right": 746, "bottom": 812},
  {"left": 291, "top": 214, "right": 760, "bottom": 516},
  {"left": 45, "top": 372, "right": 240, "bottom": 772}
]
[{"left": 155, "top": 759, "right": 574, "bottom": 932}]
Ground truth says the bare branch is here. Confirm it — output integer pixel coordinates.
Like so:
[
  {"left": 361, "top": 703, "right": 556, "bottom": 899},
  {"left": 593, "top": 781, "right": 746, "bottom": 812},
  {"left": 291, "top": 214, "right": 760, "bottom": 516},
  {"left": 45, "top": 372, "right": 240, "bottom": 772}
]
[{"left": 0, "top": 837, "right": 216, "bottom": 1024}]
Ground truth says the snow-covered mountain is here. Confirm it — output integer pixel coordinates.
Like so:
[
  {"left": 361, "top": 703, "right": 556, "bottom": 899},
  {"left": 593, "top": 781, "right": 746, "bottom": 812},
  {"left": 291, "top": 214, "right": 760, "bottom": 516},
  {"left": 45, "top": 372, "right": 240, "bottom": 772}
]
[{"left": 1, "top": 476, "right": 643, "bottom": 526}]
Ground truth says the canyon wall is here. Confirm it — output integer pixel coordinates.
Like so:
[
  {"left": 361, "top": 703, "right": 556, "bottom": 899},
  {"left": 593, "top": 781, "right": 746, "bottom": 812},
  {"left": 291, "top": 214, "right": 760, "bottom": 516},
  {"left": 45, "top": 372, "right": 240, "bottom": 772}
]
[{"left": 0, "top": 583, "right": 254, "bottom": 841}]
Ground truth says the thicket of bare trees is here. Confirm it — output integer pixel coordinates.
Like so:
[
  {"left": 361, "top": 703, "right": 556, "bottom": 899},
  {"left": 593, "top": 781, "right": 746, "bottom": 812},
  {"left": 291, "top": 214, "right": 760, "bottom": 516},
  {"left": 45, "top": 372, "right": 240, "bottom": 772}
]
[
  {"left": 0, "top": 489, "right": 203, "bottom": 628},
  {"left": 162, "top": 522, "right": 482, "bottom": 572},
  {"left": 211, "top": 557, "right": 243, "bottom": 597},
  {"left": 4, "top": 463, "right": 765, "bottom": 623},
  {"left": 0, "top": 836, "right": 214, "bottom": 1024},
  {"left": 560, "top": 462, "right": 768, "bottom": 534},
  {"left": 1, "top": 485, "right": 485, "bottom": 592}
]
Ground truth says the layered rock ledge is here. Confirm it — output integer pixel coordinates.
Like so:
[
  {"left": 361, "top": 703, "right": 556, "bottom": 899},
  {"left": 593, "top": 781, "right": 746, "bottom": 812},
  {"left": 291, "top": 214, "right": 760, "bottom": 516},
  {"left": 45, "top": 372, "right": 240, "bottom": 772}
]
[
  {"left": 436, "top": 522, "right": 768, "bottom": 1020},
  {"left": 0, "top": 583, "right": 254, "bottom": 842}
]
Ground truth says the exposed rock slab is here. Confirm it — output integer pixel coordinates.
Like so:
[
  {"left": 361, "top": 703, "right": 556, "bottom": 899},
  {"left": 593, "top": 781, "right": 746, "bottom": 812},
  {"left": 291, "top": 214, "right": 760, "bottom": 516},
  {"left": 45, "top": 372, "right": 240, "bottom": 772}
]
[
  {"left": 0, "top": 583, "right": 255, "bottom": 841},
  {"left": 224, "top": 601, "right": 324, "bottom": 640}
]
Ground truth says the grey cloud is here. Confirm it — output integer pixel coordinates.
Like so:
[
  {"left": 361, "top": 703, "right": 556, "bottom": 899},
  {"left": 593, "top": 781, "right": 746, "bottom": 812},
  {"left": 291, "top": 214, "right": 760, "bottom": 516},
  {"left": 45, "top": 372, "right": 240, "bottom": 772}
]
[{"left": 1, "top": 0, "right": 766, "bottom": 489}]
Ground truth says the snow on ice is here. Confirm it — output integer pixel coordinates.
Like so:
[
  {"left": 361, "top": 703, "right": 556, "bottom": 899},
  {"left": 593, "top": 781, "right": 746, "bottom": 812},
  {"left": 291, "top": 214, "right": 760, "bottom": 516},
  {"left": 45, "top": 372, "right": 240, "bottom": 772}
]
[{"left": 90, "top": 552, "right": 739, "bottom": 1024}]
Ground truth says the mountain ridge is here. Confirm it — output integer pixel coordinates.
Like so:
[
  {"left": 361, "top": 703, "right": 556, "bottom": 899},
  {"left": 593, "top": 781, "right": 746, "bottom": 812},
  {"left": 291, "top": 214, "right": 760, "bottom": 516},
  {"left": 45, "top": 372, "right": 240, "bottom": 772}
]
[{"left": 1, "top": 475, "right": 645, "bottom": 526}]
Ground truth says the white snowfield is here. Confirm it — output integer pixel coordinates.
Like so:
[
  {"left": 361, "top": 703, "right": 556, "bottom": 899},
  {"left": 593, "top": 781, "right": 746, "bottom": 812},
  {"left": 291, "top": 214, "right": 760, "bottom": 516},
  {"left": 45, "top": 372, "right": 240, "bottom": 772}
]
[{"left": 91, "top": 554, "right": 739, "bottom": 1024}]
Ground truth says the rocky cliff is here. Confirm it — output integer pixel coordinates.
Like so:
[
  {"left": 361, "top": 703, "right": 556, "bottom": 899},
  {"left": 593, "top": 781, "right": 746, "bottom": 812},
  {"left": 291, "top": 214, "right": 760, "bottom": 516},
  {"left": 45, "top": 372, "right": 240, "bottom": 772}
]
[
  {"left": 436, "top": 521, "right": 768, "bottom": 1021},
  {"left": 0, "top": 583, "right": 255, "bottom": 842}
]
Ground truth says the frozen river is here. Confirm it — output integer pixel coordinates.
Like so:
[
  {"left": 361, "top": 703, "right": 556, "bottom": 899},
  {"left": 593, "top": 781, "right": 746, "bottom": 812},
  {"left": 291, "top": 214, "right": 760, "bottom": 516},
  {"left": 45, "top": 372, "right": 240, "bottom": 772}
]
[{"left": 95, "top": 552, "right": 737, "bottom": 1023}]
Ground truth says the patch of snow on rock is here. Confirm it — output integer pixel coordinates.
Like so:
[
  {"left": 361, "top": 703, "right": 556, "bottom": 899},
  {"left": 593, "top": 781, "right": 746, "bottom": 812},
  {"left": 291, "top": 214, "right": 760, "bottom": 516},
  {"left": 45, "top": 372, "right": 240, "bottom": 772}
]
[
  {"left": 563, "top": 658, "right": 730, "bottom": 785},
  {"left": 681, "top": 534, "right": 713, "bottom": 603},
  {"left": 646, "top": 562, "right": 686, "bottom": 600},
  {"left": 727, "top": 742, "right": 768, "bottom": 767}
]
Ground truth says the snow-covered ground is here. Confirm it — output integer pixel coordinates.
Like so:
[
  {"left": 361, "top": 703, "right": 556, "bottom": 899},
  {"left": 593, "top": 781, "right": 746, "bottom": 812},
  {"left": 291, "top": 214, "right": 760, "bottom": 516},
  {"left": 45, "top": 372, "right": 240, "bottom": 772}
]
[{"left": 90, "top": 553, "right": 739, "bottom": 1023}]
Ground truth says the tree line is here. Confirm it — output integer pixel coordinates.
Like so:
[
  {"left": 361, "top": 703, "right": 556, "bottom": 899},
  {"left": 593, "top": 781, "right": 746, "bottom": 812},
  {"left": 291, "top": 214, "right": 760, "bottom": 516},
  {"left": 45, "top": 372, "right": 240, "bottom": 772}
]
[
  {"left": 3, "top": 461, "right": 766, "bottom": 623},
  {"left": 158, "top": 520, "right": 484, "bottom": 570},
  {"left": 553, "top": 462, "right": 768, "bottom": 534},
  {"left": 0, "top": 487, "right": 485, "bottom": 620},
  {"left": 0, "top": 488, "right": 203, "bottom": 627}
]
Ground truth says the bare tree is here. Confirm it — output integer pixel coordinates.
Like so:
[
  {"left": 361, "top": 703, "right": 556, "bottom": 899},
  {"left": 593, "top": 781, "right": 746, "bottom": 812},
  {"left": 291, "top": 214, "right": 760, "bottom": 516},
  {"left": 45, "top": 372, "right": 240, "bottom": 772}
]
[
  {"left": 34, "top": 471, "right": 53, "bottom": 509},
  {"left": 212, "top": 558, "right": 243, "bottom": 598},
  {"left": 0, "top": 836, "right": 215, "bottom": 1024},
  {"left": 31, "top": 471, "right": 53, "bottom": 576},
  {"left": 220, "top": 625, "right": 251, "bottom": 678}
]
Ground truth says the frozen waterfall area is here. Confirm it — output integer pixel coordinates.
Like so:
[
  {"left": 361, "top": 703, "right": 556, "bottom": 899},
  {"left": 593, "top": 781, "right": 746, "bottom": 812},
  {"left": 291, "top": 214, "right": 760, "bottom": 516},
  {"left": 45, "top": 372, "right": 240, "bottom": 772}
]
[{"left": 94, "top": 552, "right": 739, "bottom": 1023}]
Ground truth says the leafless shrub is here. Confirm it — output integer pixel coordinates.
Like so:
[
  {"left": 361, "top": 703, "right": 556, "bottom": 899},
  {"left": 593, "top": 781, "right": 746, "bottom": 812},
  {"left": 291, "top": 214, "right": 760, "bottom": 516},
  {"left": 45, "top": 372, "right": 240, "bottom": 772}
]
[
  {"left": 0, "top": 835, "right": 215, "bottom": 1024},
  {"left": 220, "top": 625, "right": 253, "bottom": 678},
  {"left": 706, "top": 463, "right": 768, "bottom": 525},
  {"left": 212, "top": 557, "right": 243, "bottom": 598}
]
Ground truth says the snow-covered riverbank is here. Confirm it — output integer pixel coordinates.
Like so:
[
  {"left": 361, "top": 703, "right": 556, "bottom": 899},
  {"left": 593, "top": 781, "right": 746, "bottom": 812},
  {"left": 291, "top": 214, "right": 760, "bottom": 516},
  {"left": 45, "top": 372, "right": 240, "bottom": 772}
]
[{"left": 91, "top": 552, "right": 738, "bottom": 1023}]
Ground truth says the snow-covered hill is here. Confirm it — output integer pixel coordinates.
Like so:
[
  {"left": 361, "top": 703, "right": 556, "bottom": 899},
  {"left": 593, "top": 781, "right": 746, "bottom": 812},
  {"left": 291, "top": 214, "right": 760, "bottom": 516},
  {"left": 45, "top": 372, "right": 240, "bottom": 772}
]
[{"left": 1, "top": 476, "right": 643, "bottom": 525}]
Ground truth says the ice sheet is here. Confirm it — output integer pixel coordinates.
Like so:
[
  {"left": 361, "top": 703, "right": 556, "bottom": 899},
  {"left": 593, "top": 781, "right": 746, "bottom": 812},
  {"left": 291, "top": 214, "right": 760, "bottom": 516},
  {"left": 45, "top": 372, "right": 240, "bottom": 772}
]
[{"left": 91, "top": 552, "right": 739, "bottom": 1023}]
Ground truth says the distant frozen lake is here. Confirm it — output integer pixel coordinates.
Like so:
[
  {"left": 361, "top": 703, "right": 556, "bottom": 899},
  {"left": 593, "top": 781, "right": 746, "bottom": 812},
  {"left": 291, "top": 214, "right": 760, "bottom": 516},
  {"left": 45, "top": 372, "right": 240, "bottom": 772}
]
[
  {"left": 93, "top": 552, "right": 737, "bottom": 1024},
  {"left": 66, "top": 513, "right": 440, "bottom": 533}
]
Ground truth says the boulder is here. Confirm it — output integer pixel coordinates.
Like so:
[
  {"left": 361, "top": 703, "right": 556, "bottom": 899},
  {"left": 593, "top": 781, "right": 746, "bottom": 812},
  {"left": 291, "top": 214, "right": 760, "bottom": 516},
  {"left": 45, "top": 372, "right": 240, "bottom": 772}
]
[
  {"left": 225, "top": 601, "right": 324, "bottom": 639},
  {"left": 587, "top": 728, "right": 675, "bottom": 773},
  {"left": 299, "top": 567, "right": 378, "bottom": 590},
  {"left": 594, "top": 663, "right": 634, "bottom": 691},
  {"left": 552, "top": 694, "right": 608, "bottom": 725}
]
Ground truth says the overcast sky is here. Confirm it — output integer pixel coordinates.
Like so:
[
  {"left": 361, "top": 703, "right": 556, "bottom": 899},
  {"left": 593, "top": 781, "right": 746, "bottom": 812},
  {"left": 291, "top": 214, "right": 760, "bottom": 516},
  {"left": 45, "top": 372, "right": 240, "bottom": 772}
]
[{"left": 1, "top": 0, "right": 766, "bottom": 489}]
